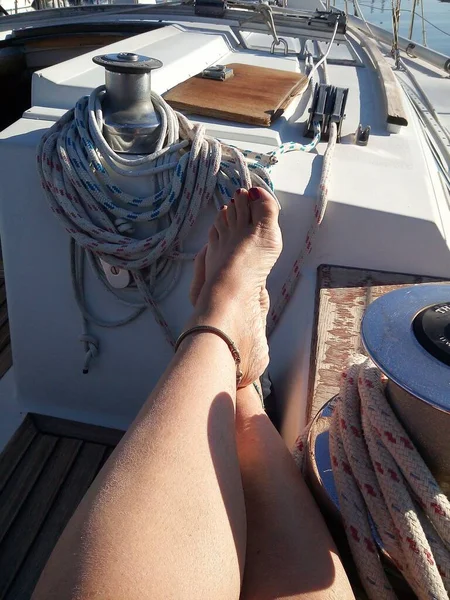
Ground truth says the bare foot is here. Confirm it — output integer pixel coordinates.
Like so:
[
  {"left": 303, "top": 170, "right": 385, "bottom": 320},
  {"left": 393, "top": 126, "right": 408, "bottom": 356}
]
[
  {"left": 190, "top": 235, "right": 271, "bottom": 387},
  {"left": 191, "top": 238, "right": 271, "bottom": 321},
  {"left": 188, "top": 187, "right": 282, "bottom": 387},
  {"left": 190, "top": 192, "right": 273, "bottom": 320},
  {"left": 190, "top": 244, "right": 207, "bottom": 307}
]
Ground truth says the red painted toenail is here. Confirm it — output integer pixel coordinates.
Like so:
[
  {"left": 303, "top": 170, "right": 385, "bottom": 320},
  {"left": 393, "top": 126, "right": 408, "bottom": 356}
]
[
  {"left": 248, "top": 188, "right": 260, "bottom": 201},
  {"left": 230, "top": 198, "right": 235, "bottom": 203},
  {"left": 220, "top": 205, "right": 226, "bottom": 210}
]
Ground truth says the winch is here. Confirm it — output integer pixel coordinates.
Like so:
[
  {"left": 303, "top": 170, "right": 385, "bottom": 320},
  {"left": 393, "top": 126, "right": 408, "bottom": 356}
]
[
  {"left": 303, "top": 283, "right": 450, "bottom": 596},
  {"left": 364, "top": 285, "right": 450, "bottom": 490},
  {"left": 92, "top": 52, "right": 162, "bottom": 154}
]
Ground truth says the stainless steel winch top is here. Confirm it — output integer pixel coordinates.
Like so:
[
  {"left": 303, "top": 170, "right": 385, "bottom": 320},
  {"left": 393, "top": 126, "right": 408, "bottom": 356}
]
[
  {"left": 305, "top": 282, "right": 450, "bottom": 535},
  {"left": 93, "top": 52, "right": 163, "bottom": 154},
  {"left": 361, "top": 283, "right": 450, "bottom": 414},
  {"left": 362, "top": 283, "right": 450, "bottom": 485}
]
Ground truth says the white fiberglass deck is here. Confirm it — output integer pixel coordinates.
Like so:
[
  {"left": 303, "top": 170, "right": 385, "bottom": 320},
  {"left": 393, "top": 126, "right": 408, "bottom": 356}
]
[{"left": 0, "top": 21, "right": 448, "bottom": 448}]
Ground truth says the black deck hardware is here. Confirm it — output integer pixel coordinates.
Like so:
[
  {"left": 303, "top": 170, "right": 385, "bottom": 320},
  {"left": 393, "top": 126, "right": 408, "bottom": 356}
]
[
  {"left": 356, "top": 124, "right": 371, "bottom": 145},
  {"left": 305, "top": 84, "right": 349, "bottom": 142},
  {"left": 201, "top": 65, "right": 234, "bottom": 81},
  {"left": 195, "top": 0, "right": 227, "bottom": 18},
  {"left": 414, "top": 303, "right": 450, "bottom": 367},
  {"left": 313, "top": 9, "right": 347, "bottom": 35}
]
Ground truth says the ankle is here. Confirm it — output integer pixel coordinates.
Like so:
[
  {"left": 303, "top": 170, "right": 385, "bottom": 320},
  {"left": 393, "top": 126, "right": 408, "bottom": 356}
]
[
  {"left": 186, "top": 297, "right": 242, "bottom": 350},
  {"left": 236, "top": 384, "right": 265, "bottom": 423}
]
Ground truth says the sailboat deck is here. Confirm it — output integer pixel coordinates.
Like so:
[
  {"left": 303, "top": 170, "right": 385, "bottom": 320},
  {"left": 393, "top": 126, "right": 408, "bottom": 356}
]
[
  {"left": 0, "top": 266, "right": 123, "bottom": 599},
  {"left": 0, "top": 262, "right": 446, "bottom": 597},
  {"left": 0, "top": 263, "right": 124, "bottom": 596},
  {"left": 0, "top": 413, "right": 124, "bottom": 600},
  {"left": 0, "top": 266, "right": 12, "bottom": 380}
]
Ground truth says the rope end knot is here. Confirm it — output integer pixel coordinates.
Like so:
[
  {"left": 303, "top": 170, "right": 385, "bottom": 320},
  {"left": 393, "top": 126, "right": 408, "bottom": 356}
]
[{"left": 79, "top": 333, "right": 99, "bottom": 375}]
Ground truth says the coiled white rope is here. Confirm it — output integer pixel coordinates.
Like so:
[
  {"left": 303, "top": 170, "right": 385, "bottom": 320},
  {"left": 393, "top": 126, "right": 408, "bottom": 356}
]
[
  {"left": 38, "top": 88, "right": 276, "bottom": 368},
  {"left": 294, "top": 356, "right": 450, "bottom": 600},
  {"left": 37, "top": 86, "right": 330, "bottom": 371}
]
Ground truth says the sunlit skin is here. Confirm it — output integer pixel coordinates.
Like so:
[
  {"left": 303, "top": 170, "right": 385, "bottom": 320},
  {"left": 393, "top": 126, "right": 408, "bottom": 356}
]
[{"left": 33, "top": 187, "right": 354, "bottom": 600}]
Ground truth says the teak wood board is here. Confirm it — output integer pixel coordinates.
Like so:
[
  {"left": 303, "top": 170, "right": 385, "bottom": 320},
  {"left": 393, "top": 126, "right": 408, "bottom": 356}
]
[
  {"left": 0, "top": 414, "right": 124, "bottom": 599},
  {"left": 164, "top": 63, "right": 308, "bottom": 126}
]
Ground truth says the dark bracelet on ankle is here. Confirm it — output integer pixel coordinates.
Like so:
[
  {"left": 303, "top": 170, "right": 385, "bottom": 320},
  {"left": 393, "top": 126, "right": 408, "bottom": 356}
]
[{"left": 175, "top": 325, "right": 243, "bottom": 386}]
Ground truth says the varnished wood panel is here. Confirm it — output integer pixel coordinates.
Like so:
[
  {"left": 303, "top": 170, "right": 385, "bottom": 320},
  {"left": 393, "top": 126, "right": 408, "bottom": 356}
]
[
  {"left": 0, "top": 344, "right": 12, "bottom": 380},
  {"left": 0, "top": 321, "right": 10, "bottom": 354},
  {"left": 0, "top": 414, "right": 122, "bottom": 599},
  {"left": 31, "top": 413, "right": 124, "bottom": 446},
  {"left": 358, "top": 32, "right": 408, "bottom": 127},
  {"left": 307, "top": 265, "right": 445, "bottom": 421},
  {"left": 0, "top": 437, "right": 81, "bottom": 598},
  {"left": 5, "top": 442, "right": 107, "bottom": 600},
  {"left": 165, "top": 63, "right": 308, "bottom": 126},
  {"left": 0, "top": 270, "right": 11, "bottom": 377},
  {"left": 25, "top": 34, "right": 124, "bottom": 50},
  {"left": 0, "top": 303, "right": 9, "bottom": 329},
  {"left": 0, "top": 416, "right": 37, "bottom": 494},
  {"left": 0, "top": 434, "right": 58, "bottom": 545},
  {"left": 0, "top": 283, "right": 6, "bottom": 307}
]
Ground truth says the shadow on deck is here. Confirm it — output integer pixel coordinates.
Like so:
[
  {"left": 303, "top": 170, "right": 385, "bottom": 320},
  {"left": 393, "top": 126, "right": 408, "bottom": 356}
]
[
  {"left": 0, "top": 266, "right": 12, "bottom": 380},
  {"left": 0, "top": 414, "right": 124, "bottom": 599},
  {"left": 0, "top": 265, "right": 125, "bottom": 598}
]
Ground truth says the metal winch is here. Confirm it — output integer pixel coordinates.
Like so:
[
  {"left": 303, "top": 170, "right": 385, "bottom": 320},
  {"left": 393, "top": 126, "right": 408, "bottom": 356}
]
[
  {"left": 92, "top": 52, "right": 163, "bottom": 154},
  {"left": 364, "top": 284, "right": 450, "bottom": 492},
  {"left": 304, "top": 283, "right": 450, "bottom": 578}
]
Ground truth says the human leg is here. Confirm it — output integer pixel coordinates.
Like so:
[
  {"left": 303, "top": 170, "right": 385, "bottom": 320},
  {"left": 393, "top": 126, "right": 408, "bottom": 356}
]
[
  {"left": 236, "top": 385, "right": 355, "bottom": 600},
  {"left": 32, "top": 188, "right": 282, "bottom": 600},
  {"left": 189, "top": 187, "right": 353, "bottom": 600}
]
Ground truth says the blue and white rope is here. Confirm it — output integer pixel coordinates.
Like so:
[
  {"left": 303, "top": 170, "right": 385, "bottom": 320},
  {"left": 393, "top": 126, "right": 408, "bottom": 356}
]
[{"left": 37, "top": 86, "right": 322, "bottom": 371}]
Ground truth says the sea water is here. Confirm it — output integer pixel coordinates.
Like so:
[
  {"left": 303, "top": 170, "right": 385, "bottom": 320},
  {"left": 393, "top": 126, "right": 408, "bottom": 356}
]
[{"left": 333, "top": 0, "right": 449, "bottom": 55}]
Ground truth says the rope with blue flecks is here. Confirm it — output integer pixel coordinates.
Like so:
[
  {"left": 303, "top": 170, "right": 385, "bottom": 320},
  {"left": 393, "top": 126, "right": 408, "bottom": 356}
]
[
  {"left": 37, "top": 85, "right": 323, "bottom": 372},
  {"left": 293, "top": 356, "right": 450, "bottom": 600}
]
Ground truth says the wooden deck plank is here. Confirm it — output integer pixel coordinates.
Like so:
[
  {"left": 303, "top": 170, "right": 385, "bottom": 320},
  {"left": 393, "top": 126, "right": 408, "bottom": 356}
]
[
  {"left": 5, "top": 442, "right": 107, "bottom": 600},
  {"left": 0, "top": 343, "right": 12, "bottom": 379},
  {"left": 307, "top": 265, "right": 445, "bottom": 421},
  {"left": 0, "top": 437, "right": 82, "bottom": 598},
  {"left": 31, "top": 413, "right": 125, "bottom": 446},
  {"left": 0, "top": 320, "right": 10, "bottom": 354},
  {"left": 0, "top": 272, "right": 11, "bottom": 378},
  {"left": 0, "top": 303, "right": 8, "bottom": 330},
  {"left": 0, "top": 434, "right": 58, "bottom": 545},
  {"left": 0, "top": 416, "right": 37, "bottom": 494},
  {"left": 0, "top": 415, "right": 122, "bottom": 599},
  {"left": 0, "top": 283, "right": 6, "bottom": 308},
  {"left": 98, "top": 445, "right": 115, "bottom": 472}
]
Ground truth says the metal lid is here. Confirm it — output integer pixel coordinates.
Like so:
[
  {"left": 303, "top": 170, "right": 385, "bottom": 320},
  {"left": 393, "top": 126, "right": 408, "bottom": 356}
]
[
  {"left": 361, "top": 283, "right": 450, "bottom": 414},
  {"left": 93, "top": 53, "right": 163, "bottom": 74},
  {"left": 414, "top": 303, "right": 450, "bottom": 366}
]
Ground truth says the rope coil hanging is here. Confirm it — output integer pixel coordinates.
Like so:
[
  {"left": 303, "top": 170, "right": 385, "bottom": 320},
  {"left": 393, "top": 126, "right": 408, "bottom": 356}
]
[
  {"left": 294, "top": 356, "right": 450, "bottom": 600},
  {"left": 37, "top": 85, "right": 333, "bottom": 372}
]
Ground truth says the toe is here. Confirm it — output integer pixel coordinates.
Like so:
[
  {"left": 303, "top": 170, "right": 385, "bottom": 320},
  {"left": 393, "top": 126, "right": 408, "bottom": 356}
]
[
  {"left": 214, "top": 205, "right": 228, "bottom": 236},
  {"left": 234, "top": 188, "right": 250, "bottom": 228},
  {"left": 189, "top": 244, "right": 207, "bottom": 306},
  {"left": 248, "top": 187, "right": 280, "bottom": 227},
  {"left": 225, "top": 200, "right": 237, "bottom": 228}
]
